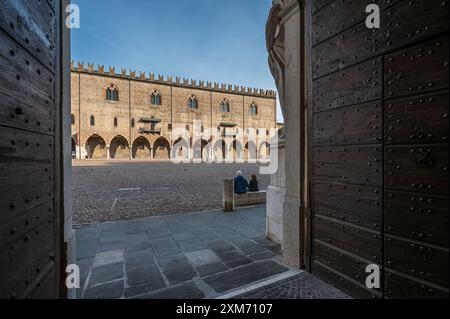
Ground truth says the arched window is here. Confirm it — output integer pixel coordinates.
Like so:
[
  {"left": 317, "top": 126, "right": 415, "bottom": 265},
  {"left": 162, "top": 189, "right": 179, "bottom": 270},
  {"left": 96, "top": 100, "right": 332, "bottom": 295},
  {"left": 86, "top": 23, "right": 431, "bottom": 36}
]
[
  {"left": 151, "top": 90, "right": 162, "bottom": 106},
  {"left": 185, "top": 125, "right": 190, "bottom": 131},
  {"left": 266, "top": 130, "right": 270, "bottom": 136},
  {"left": 168, "top": 123, "right": 172, "bottom": 131},
  {"left": 114, "top": 117, "right": 118, "bottom": 127},
  {"left": 131, "top": 118, "right": 135, "bottom": 128},
  {"left": 90, "top": 115, "right": 95, "bottom": 126},
  {"left": 188, "top": 95, "right": 198, "bottom": 109},
  {"left": 106, "top": 85, "right": 119, "bottom": 101},
  {"left": 250, "top": 102, "right": 258, "bottom": 115},
  {"left": 220, "top": 99, "right": 230, "bottom": 113},
  {"left": 71, "top": 114, "right": 75, "bottom": 125}
]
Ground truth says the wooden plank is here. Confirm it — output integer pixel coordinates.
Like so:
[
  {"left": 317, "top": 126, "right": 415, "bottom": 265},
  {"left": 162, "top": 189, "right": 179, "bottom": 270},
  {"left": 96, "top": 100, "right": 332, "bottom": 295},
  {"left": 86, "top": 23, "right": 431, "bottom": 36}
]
[
  {"left": 0, "top": 127, "right": 55, "bottom": 224},
  {"left": 313, "top": 0, "right": 449, "bottom": 79},
  {"left": 314, "top": 101, "right": 382, "bottom": 146},
  {"left": 385, "top": 191, "right": 448, "bottom": 246},
  {"left": 385, "top": 37, "right": 449, "bottom": 100},
  {"left": 313, "top": 239, "right": 382, "bottom": 291},
  {"left": 313, "top": 181, "right": 382, "bottom": 230},
  {"left": 385, "top": 235, "right": 449, "bottom": 287},
  {"left": 312, "top": 0, "right": 399, "bottom": 45},
  {"left": 313, "top": 58, "right": 382, "bottom": 112},
  {"left": 0, "top": 0, "right": 56, "bottom": 72},
  {"left": 0, "top": 91, "right": 54, "bottom": 135},
  {"left": 314, "top": 145, "right": 382, "bottom": 186},
  {"left": 385, "top": 270, "right": 449, "bottom": 299},
  {"left": 385, "top": 145, "right": 449, "bottom": 196},
  {"left": 312, "top": 261, "right": 380, "bottom": 299},
  {"left": 313, "top": 215, "right": 382, "bottom": 262},
  {"left": 385, "top": 92, "right": 449, "bottom": 145},
  {"left": 0, "top": 27, "right": 55, "bottom": 105},
  {"left": 0, "top": 218, "right": 55, "bottom": 299}
]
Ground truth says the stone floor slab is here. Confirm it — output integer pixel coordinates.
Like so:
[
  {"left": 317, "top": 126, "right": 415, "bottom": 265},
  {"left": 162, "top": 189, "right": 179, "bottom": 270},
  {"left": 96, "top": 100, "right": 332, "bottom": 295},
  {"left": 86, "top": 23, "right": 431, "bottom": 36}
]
[
  {"left": 89, "top": 262, "right": 124, "bottom": 286},
  {"left": 134, "top": 282, "right": 205, "bottom": 300},
  {"left": 84, "top": 280, "right": 124, "bottom": 299},
  {"left": 204, "top": 260, "right": 289, "bottom": 293}
]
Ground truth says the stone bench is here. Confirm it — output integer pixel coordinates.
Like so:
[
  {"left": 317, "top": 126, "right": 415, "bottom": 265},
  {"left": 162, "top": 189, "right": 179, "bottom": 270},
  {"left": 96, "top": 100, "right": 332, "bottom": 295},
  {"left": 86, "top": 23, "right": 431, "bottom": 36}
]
[{"left": 234, "top": 191, "right": 267, "bottom": 207}]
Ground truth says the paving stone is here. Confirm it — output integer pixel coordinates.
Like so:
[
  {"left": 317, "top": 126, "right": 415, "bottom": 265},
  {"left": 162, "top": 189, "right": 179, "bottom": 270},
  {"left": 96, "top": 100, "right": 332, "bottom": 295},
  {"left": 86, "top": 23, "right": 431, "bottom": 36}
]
[
  {"left": 126, "top": 263, "right": 166, "bottom": 288},
  {"left": 157, "top": 253, "right": 190, "bottom": 270},
  {"left": 89, "top": 262, "right": 124, "bottom": 286},
  {"left": 99, "top": 229, "right": 124, "bottom": 243},
  {"left": 147, "top": 227, "right": 171, "bottom": 239},
  {"left": 163, "top": 265, "right": 197, "bottom": 285},
  {"left": 172, "top": 232, "right": 197, "bottom": 241},
  {"left": 93, "top": 250, "right": 124, "bottom": 267},
  {"left": 125, "top": 232, "right": 150, "bottom": 252},
  {"left": 249, "top": 250, "right": 276, "bottom": 261},
  {"left": 207, "top": 240, "right": 237, "bottom": 254},
  {"left": 134, "top": 282, "right": 204, "bottom": 300},
  {"left": 77, "top": 257, "right": 93, "bottom": 287},
  {"left": 185, "top": 249, "right": 221, "bottom": 266},
  {"left": 178, "top": 238, "right": 208, "bottom": 253},
  {"left": 150, "top": 236, "right": 181, "bottom": 256},
  {"left": 76, "top": 240, "right": 98, "bottom": 260},
  {"left": 125, "top": 249, "right": 155, "bottom": 264},
  {"left": 195, "top": 230, "right": 220, "bottom": 242},
  {"left": 125, "top": 282, "right": 166, "bottom": 299},
  {"left": 226, "top": 236, "right": 266, "bottom": 255},
  {"left": 204, "top": 260, "right": 289, "bottom": 293},
  {"left": 232, "top": 273, "right": 351, "bottom": 300},
  {"left": 97, "top": 241, "right": 124, "bottom": 253},
  {"left": 196, "top": 262, "right": 229, "bottom": 277},
  {"left": 215, "top": 250, "right": 251, "bottom": 264},
  {"left": 84, "top": 280, "right": 124, "bottom": 299}
]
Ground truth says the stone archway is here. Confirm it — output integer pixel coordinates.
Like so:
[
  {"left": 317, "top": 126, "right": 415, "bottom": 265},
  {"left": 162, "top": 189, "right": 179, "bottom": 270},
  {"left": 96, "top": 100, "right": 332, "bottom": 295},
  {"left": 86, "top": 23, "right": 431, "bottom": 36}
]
[
  {"left": 230, "top": 139, "right": 243, "bottom": 161},
  {"left": 193, "top": 139, "right": 209, "bottom": 161},
  {"left": 110, "top": 135, "right": 130, "bottom": 159},
  {"left": 213, "top": 139, "right": 226, "bottom": 161},
  {"left": 132, "top": 136, "right": 151, "bottom": 159},
  {"left": 153, "top": 137, "right": 171, "bottom": 160},
  {"left": 86, "top": 135, "right": 107, "bottom": 159},
  {"left": 172, "top": 137, "right": 189, "bottom": 160},
  {"left": 244, "top": 141, "right": 257, "bottom": 162},
  {"left": 258, "top": 141, "right": 270, "bottom": 160}
]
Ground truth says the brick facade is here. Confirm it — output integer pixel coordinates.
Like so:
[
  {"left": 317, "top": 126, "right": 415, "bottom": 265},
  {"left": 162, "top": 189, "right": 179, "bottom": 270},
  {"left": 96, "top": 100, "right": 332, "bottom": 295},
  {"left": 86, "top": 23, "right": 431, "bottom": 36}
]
[{"left": 71, "top": 62, "right": 277, "bottom": 160}]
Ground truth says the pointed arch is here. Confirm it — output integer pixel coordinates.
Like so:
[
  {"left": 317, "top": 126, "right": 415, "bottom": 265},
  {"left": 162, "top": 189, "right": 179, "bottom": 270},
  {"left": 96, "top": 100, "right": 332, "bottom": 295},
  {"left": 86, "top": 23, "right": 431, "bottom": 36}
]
[
  {"left": 85, "top": 135, "right": 106, "bottom": 159},
  {"left": 193, "top": 139, "right": 209, "bottom": 161},
  {"left": 110, "top": 135, "right": 129, "bottom": 159},
  {"left": 132, "top": 136, "right": 151, "bottom": 159},
  {"left": 213, "top": 139, "right": 227, "bottom": 161},
  {"left": 153, "top": 137, "right": 171, "bottom": 160},
  {"left": 220, "top": 98, "right": 230, "bottom": 113},
  {"left": 258, "top": 141, "right": 271, "bottom": 160},
  {"left": 172, "top": 137, "right": 189, "bottom": 160},
  {"left": 230, "top": 139, "right": 243, "bottom": 161},
  {"left": 188, "top": 94, "right": 198, "bottom": 109},
  {"left": 245, "top": 140, "right": 257, "bottom": 162},
  {"left": 151, "top": 90, "right": 162, "bottom": 106}
]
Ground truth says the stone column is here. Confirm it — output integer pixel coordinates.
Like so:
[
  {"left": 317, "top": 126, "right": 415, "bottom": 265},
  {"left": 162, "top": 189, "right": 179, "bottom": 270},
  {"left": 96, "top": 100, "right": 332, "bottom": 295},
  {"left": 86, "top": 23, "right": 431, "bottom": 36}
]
[
  {"left": 266, "top": 132, "right": 286, "bottom": 245},
  {"left": 106, "top": 146, "right": 110, "bottom": 159},
  {"left": 223, "top": 179, "right": 234, "bottom": 212},
  {"left": 266, "top": 0, "right": 304, "bottom": 268}
]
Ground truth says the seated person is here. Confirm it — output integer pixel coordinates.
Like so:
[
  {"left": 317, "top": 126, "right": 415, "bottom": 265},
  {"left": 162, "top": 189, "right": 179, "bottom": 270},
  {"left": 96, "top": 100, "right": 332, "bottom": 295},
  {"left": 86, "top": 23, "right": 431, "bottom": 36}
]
[
  {"left": 248, "top": 175, "right": 259, "bottom": 192},
  {"left": 234, "top": 170, "right": 249, "bottom": 194}
]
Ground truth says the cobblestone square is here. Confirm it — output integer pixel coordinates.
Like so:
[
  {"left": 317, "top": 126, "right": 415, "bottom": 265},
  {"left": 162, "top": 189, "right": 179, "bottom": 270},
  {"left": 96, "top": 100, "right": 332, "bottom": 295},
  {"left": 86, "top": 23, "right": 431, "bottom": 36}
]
[{"left": 72, "top": 160, "right": 270, "bottom": 225}]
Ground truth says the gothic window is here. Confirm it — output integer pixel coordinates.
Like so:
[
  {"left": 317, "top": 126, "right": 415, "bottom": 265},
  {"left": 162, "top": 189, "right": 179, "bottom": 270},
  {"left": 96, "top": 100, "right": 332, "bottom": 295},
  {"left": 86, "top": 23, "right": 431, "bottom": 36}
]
[
  {"left": 90, "top": 115, "right": 95, "bottom": 126},
  {"left": 71, "top": 114, "right": 75, "bottom": 125},
  {"left": 186, "top": 125, "right": 190, "bottom": 131},
  {"left": 168, "top": 123, "right": 172, "bottom": 131},
  {"left": 106, "top": 85, "right": 119, "bottom": 101},
  {"left": 131, "top": 118, "right": 135, "bottom": 128},
  {"left": 151, "top": 91, "right": 162, "bottom": 106},
  {"left": 249, "top": 102, "right": 258, "bottom": 115},
  {"left": 220, "top": 99, "right": 230, "bottom": 113},
  {"left": 114, "top": 117, "right": 118, "bottom": 127},
  {"left": 188, "top": 95, "right": 198, "bottom": 109}
]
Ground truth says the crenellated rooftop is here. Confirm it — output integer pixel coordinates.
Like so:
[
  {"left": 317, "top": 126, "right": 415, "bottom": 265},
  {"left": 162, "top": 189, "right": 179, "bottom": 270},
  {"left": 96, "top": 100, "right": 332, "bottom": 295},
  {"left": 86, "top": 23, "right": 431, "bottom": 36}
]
[{"left": 71, "top": 61, "right": 277, "bottom": 99}]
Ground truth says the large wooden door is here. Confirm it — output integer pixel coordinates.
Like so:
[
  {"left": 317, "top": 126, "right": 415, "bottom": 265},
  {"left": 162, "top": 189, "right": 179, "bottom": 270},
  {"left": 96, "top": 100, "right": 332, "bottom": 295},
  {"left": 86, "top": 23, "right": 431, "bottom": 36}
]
[
  {"left": 308, "top": 0, "right": 449, "bottom": 298},
  {"left": 0, "top": 0, "right": 67, "bottom": 298}
]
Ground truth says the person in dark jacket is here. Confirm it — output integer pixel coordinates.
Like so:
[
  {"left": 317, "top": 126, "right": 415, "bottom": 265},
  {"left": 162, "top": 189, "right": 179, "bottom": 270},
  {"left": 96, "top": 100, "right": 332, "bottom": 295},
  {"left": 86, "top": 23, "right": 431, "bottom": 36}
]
[
  {"left": 248, "top": 175, "right": 259, "bottom": 192},
  {"left": 234, "top": 170, "right": 249, "bottom": 194}
]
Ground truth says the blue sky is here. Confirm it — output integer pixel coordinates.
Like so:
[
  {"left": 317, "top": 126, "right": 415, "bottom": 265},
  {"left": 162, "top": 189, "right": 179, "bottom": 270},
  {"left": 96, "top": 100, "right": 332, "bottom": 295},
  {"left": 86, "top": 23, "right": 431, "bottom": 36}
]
[{"left": 71, "top": 0, "right": 283, "bottom": 122}]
